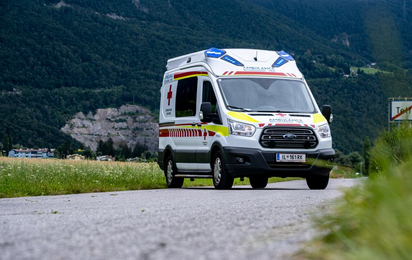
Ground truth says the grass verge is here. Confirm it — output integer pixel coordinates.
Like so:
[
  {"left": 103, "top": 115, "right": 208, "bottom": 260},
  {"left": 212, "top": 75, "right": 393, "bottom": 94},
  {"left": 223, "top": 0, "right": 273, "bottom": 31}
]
[
  {"left": 0, "top": 157, "right": 299, "bottom": 198},
  {"left": 0, "top": 157, "right": 166, "bottom": 198}
]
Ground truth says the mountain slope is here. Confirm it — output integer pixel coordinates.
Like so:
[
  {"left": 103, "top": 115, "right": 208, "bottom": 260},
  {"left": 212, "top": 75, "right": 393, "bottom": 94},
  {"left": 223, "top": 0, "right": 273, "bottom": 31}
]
[{"left": 0, "top": 0, "right": 411, "bottom": 154}]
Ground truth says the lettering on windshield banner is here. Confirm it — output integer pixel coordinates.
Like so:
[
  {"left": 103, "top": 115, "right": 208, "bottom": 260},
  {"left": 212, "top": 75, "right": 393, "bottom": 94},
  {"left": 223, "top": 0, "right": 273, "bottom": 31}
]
[
  {"left": 269, "top": 118, "right": 304, "bottom": 123},
  {"left": 243, "top": 66, "right": 275, "bottom": 71}
]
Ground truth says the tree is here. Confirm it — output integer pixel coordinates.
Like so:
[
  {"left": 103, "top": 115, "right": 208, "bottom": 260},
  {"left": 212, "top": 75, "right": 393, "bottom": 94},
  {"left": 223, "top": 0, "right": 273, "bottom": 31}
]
[
  {"left": 348, "top": 151, "right": 364, "bottom": 168},
  {"left": 97, "top": 140, "right": 105, "bottom": 155},
  {"left": 334, "top": 149, "right": 350, "bottom": 165},
  {"left": 132, "top": 142, "right": 148, "bottom": 158},
  {"left": 143, "top": 150, "right": 152, "bottom": 160},
  {"left": 62, "top": 142, "right": 70, "bottom": 159},
  {"left": 106, "top": 138, "right": 115, "bottom": 156},
  {"left": 83, "top": 146, "right": 95, "bottom": 159},
  {"left": 3, "top": 133, "right": 9, "bottom": 155},
  {"left": 2, "top": 133, "right": 13, "bottom": 155},
  {"left": 116, "top": 142, "right": 131, "bottom": 161},
  {"left": 363, "top": 136, "right": 371, "bottom": 175},
  {"left": 8, "top": 135, "right": 13, "bottom": 151}
]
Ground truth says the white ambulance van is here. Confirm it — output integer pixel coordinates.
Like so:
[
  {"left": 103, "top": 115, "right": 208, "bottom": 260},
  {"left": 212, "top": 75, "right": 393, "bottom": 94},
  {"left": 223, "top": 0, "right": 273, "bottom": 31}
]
[{"left": 158, "top": 48, "right": 334, "bottom": 190}]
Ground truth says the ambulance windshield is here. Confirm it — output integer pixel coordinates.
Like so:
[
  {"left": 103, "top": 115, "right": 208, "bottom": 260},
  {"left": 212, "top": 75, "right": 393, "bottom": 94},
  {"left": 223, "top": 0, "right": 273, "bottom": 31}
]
[{"left": 218, "top": 78, "right": 316, "bottom": 113}]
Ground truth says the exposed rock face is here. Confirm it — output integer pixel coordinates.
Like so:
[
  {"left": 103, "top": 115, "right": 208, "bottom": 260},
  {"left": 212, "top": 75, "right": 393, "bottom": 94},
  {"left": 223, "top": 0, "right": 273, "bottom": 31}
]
[
  {"left": 61, "top": 105, "right": 158, "bottom": 152},
  {"left": 332, "top": 33, "right": 350, "bottom": 47},
  {"left": 132, "top": 0, "right": 149, "bottom": 13},
  {"left": 53, "top": 1, "right": 71, "bottom": 9}
]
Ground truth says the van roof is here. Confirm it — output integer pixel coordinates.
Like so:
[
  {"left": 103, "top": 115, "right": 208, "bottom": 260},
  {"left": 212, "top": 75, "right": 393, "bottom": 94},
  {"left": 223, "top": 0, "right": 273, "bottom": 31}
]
[{"left": 166, "top": 48, "right": 303, "bottom": 79}]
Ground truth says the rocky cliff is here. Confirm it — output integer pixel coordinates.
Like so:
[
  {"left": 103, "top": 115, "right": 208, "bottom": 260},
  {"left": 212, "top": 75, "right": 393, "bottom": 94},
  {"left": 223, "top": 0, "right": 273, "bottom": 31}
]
[{"left": 61, "top": 105, "right": 158, "bottom": 152}]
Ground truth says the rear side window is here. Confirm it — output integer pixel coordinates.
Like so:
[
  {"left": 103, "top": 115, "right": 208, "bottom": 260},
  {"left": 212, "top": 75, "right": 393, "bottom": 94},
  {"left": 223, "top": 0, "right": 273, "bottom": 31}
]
[{"left": 176, "top": 77, "right": 198, "bottom": 117}]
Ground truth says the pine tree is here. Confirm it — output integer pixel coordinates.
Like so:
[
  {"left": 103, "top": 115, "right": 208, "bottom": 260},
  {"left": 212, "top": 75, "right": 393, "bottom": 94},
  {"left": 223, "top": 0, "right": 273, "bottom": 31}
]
[
  {"left": 97, "top": 140, "right": 105, "bottom": 155},
  {"left": 2, "top": 133, "right": 13, "bottom": 155},
  {"left": 83, "top": 146, "right": 95, "bottom": 159},
  {"left": 3, "top": 133, "right": 9, "bottom": 155},
  {"left": 8, "top": 134, "right": 13, "bottom": 151},
  {"left": 132, "top": 142, "right": 148, "bottom": 158},
  {"left": 106, "top": 138, "right": 115, "bottom": 157},
  {"left": 363, "top": 136, "right": 371, "bottom": 176}
]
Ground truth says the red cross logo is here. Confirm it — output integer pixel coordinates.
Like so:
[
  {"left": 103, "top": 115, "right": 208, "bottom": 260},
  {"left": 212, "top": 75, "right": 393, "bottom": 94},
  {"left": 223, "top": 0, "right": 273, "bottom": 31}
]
[
  {"left": 275, "top": 113, "right": 287, "bottom": 117},
  {"left": 203, "top": 128, "right": 208, "bottom": 140},
  {"left": 167, "top": 85, "right": 173, "bottom": 106}
]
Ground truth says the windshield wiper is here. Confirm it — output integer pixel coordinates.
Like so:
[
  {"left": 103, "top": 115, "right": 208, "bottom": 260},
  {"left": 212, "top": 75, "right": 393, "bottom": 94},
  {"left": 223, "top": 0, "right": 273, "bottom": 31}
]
[{"left": 227, "top": 105, "right": 251, "bottom": 112}]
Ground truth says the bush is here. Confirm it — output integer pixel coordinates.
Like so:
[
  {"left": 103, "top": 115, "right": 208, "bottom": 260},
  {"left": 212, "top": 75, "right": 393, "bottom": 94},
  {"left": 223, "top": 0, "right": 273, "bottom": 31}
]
[
  {"left": 305, "top": 161, "right": 412, "bottom": 260},
  {"left": 303, "top": 123, "right": 412, "bottom": 260},
  {"left": 369, "top": 124, "right": 412, "bottom": 175}
]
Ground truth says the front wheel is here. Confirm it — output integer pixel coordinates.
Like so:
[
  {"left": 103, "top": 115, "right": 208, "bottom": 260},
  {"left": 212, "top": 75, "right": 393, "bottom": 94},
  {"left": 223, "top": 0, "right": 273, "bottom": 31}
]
[
  {"left": 164, "top": 154, "right": 184, "bottom": 188},
  {"left": 306, "top": 173, "right": 329, "bottom": 190},
  {"left": 212, "top": 151, "right": 234, "bottom": 189},
  {"left": 249, "top": 176, "right": 268, "bottom": 189}
]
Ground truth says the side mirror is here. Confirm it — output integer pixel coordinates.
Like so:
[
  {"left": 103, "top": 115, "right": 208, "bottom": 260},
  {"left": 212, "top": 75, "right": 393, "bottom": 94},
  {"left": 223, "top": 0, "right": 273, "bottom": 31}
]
[
  {"left": 200, "top": 102, "right": 213, "bottom": 123},
  {"left": 321, "top": 105, "right": 333, "bottom": 124}
]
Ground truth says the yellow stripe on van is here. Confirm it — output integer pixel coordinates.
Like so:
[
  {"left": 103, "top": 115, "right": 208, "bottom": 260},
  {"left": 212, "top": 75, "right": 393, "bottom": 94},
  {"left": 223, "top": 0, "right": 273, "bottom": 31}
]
[
  {"left": 203, "top": 125, "right": 229, "bottom": 137},
  {"left": 228, "top": 112, "right": 259, "bottom": 123},
  {"left": 313, "top": 113, "right": 326, "bottom": 124},
  {"left": 174, "top": 74, "right": 208, "bottom": 81}
]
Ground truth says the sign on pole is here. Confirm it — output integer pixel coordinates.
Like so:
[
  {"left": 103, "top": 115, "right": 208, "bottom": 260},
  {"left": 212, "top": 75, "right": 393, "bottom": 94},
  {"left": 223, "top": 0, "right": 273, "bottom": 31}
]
[{"left": 388, "top": 98, "right": 412, "bottom": 128}]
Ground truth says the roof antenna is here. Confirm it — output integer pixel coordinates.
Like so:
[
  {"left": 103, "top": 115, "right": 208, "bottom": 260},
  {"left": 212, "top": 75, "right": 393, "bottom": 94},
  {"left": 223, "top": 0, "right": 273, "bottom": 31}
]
[{"left": 254, "top": 51, "right": 258, "bottom": 61}]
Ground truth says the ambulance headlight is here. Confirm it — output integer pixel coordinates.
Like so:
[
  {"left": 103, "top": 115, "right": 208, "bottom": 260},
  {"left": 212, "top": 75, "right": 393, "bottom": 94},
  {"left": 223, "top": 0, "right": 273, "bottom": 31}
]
[
  {"left": 318, "top": 123, "right": 331, "bottom": 138},
  {"left": 228, "top": 120, "right": 256, "bottom": 137}
]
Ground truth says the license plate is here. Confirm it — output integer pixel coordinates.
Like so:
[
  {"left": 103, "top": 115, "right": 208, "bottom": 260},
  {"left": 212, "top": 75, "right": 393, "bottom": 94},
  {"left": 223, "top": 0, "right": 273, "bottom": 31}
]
[{"left": 276, "top": 153, "right": 306, "bottom": 162}]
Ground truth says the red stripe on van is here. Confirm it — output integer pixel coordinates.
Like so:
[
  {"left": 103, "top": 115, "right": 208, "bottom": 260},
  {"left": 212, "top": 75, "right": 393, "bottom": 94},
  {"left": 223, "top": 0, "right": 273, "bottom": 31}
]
[
  {"left": 159, "top": 129, "right": 170, "bottom": 137},
  {"left": 174, "top": 71, "right": 208, "bottom": 80},
  {"left": 159, "top": 128, "right": 217, "bottom": 138}
]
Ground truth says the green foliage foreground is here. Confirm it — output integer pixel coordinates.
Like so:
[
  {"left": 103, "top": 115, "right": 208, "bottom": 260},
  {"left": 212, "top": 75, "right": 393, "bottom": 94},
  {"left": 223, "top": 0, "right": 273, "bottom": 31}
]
[{"left": 303, "top": 126, "right": 412, "bottom": 260}]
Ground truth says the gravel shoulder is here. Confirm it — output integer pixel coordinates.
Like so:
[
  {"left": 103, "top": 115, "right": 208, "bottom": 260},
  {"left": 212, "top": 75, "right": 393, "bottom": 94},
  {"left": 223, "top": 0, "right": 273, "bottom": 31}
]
[{"left": 0, "top": 179, "right": 361, "bottom": 260}]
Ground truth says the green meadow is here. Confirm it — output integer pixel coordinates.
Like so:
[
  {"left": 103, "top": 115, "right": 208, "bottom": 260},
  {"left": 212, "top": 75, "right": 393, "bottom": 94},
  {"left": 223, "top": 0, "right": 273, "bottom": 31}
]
[
  {"left": 0, "top": 158, "right": 167, "bottom": 198},
  {"left": 350, "top": 66, "right": 391, "bottom": 75},
  {"left": 0, "top": 157, "right": 311, "bottom": 198}
]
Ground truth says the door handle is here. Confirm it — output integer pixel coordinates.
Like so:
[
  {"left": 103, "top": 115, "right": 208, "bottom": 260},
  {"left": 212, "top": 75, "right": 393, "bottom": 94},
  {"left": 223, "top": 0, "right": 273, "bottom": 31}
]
[{"left": 191, "top": 123, "right": 202, "bottom": 127}]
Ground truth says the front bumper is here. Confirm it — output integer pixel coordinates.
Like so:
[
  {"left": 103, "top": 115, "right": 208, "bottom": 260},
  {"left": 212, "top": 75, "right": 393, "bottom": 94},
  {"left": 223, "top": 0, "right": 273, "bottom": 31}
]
[{"left": 222, "top": 147, "right": 335, "bottom": 178}]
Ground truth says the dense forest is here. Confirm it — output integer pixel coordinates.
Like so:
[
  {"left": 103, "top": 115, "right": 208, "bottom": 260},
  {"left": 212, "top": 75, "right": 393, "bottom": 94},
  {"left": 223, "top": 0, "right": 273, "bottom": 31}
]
[{"left": 1, "top": 0, "right": 412, "bottom": 154}]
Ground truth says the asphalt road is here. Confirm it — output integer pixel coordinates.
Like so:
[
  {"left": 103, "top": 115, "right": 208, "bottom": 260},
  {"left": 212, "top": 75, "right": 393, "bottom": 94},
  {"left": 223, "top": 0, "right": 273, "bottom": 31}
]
[{"left": 0, "top": 179, "right": 361, "bottom": 260}]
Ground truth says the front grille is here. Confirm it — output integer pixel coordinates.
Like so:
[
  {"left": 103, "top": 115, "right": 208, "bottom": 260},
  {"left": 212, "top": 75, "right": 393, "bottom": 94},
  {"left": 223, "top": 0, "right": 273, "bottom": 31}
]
[{"left": 260, "top": 127, "right": 318, "bottom": 149}]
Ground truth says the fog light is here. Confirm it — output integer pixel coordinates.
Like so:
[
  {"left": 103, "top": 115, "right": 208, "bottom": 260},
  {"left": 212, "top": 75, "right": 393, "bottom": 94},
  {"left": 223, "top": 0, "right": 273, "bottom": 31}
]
[{"left": 235, "top": 157, "right": 245, "bottom": 164}]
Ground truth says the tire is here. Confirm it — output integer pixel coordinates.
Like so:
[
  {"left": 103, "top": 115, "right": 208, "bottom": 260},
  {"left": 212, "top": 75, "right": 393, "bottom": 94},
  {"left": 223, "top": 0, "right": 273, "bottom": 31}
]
[
  {"left": 306, "top": 173, "right": 329, "bottom": 190},
  {"left": 164, "top": 154, "right": 184, "bottom": 188},
  {"left": 249, "top": 176, "right": 268, "bottom": 189},
  {"left": 212, "top": 151, "right": 234, "bottom": 189}
]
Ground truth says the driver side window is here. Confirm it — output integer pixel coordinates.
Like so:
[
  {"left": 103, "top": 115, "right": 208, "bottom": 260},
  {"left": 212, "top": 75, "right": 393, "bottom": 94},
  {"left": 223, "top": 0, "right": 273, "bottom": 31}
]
[{"left": 202, "top": 81, "right": 217, "bottom": 113}]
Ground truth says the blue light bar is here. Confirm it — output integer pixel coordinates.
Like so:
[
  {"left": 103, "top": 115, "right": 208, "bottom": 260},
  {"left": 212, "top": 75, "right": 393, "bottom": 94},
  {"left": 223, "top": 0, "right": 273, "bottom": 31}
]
[
  {"left": 272, "top": 57, "right": 288, "bottom": 67},
  {"left": 221, "top": 55, "right": 244, "bottom": 66},
  {"left": 277, "top": 50, "right": 294, "bottom": 61},
  {"left": 205, "top": 48, "right": 226, "bottom": 58}
]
